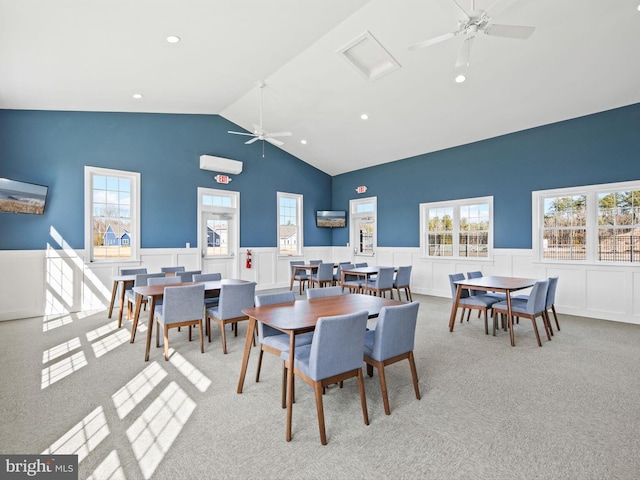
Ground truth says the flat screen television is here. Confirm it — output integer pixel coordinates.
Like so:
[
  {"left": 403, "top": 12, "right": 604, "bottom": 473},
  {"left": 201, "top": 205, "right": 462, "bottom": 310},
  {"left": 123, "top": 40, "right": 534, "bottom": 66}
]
[
  {"left": 0, "top": 177, "right": 48, "bottom": 215},
  {"left": 316, "top": 210, "right": 346, "bottom": 228}
]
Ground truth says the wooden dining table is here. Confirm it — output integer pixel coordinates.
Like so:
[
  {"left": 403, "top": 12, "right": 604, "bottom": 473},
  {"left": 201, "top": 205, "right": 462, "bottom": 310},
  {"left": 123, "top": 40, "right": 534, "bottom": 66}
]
[
  {"left": 132, "top": 278, "right": 248, "bottom": 361},
  {"left": 340, "top": 266, "right": 396, "bottom": 292},
  {"left": 239, "top": 293, "right": 404, "bottom": 442},
  {"left": 449, "top": 275, "right": 538, "bottom": 347}
]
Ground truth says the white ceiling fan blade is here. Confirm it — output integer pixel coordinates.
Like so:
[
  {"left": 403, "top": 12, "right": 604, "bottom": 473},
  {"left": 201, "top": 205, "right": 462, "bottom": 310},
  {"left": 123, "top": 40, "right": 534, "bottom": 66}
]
[
  {"left": 245, "top": 137, "right": 260, "bottom": 145},
  {"left": 267, "top": 131, "right": 292, "bottom": 138},
  {"left": 484, "top": 24, "right": 535, "bottom": 40},
  {"left": 228, "top": 131, "right": 255, "bottom": 137},
  {"left": 265, "top": 137, "right": 284, "bottom": 147},
  {"left": 455, "top": 36, "right": 475, "bottom": 68},
  {"left": 409, "top": 31, "right": 458, "bottom": 50}
]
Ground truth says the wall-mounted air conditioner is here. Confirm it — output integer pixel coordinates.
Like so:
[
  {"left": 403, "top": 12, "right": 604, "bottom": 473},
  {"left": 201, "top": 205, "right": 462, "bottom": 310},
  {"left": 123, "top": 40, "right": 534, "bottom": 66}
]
[{"left": 199, "top": 155, "right": 243, "bottom": 175}]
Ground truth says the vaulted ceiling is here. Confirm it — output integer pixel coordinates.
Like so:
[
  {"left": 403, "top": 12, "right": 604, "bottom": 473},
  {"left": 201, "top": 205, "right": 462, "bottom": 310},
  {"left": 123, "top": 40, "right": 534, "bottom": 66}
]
[{"left": 1, "top": 0, "right": 639, "bottom": 175}]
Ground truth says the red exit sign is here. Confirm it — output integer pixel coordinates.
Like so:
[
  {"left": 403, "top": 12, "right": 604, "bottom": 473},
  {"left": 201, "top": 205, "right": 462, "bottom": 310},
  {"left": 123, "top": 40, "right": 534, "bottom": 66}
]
[
  {"left": 356, "top": 185, "right": 367, "bottom": 194},
  {"left": 214, "top": 175, "right": 232, "bottom": 184}
]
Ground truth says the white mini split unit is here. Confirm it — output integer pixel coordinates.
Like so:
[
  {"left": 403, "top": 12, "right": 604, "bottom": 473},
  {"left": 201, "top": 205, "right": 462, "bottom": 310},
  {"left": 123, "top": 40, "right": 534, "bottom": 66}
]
[{"left": 199, "top": 155, "right": 243, "bottom": 175}]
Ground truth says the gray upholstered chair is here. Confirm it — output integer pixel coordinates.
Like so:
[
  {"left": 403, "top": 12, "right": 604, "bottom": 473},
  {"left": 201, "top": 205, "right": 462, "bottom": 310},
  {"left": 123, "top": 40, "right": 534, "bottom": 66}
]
[
  {"left": 206, "top": 282, "right": 256, "bottom": 353},
  {"left": 290, "top": 261, "right": 308, "bottom": 295},
  {"left": 363, "top": 267, "right": 395, "bottom": 298},
  {"left": 254, "top": 291, "right": 313, "bottom": 406},
  {"left": 119, "top": 267, "right": 147, "bottom": 301},
  {"left": 355, "top": 262, "right": 368, "bottom": 268},
  {"left": 309, "top": 262, "right": 334, "bottom": 289},
  {"left": 467, "top": 270, "right": 505, "bottom": 300},
  {"left": 174, "top": 270, "right": 201, "bottom": 282},
  {"left": 513, "top": 276, "right": 560, "bottom": 334},
  {"left": 125, "top": 272, "right": 165, "bottom": 319},
  {"left": 333, "top": 262, "right": 351, "bottom": 285},
  {"left": 160, "top": 266, "right": 186, "bottom": 274},
  {"left": 364, "top": 301, "right": 421, "bottom": 415},
  {"left": 306, "top": 286, "right": 348, "bottom": 299},
  {"left": 281, "top": 310, "right": 369, "bottom": 445},
  {"left": 393, "top": 265, "right": 413, "bottom": 301},
  {"left": 153, "top": 283, "right": 205, "bottom": 360},
  {"left": 340, "top": 263, "right": 362, "bottom": 293},
  {"left": 448, "top": 273, "right": 500, "bottom": 335},
  {"left": 193, "top": 273, "right": 223, "bottom": 308},
  {"left": 492, "top": 279, "right": 550, "bottom": 346}
]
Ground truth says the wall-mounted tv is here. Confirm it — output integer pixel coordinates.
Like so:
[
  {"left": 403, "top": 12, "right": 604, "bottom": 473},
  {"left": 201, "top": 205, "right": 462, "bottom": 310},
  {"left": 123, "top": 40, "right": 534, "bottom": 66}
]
[
  {"left": 0, "top": 178, "right": 48, "bottom": 215},
  {"left": 316, "top": 210, "right": 346, "bottom": 228}
]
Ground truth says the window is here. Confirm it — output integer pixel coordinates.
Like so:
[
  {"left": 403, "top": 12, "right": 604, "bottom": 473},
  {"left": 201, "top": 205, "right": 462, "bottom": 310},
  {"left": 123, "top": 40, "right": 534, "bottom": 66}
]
[
  {"left": 350, "top": 197, "right": 377, "bottom": 256},
  {"left": 534, "top": 181, "right": 640, "bottom": 263},
  {"left": 278, "top": 192, "right": 303, "bottom": 256},
  {"left": 198, "top": 189, "right": 238, "bottom": 258},
  {"left": 84, "top": 166, "right": 140, "bottom": 262},
  {"left": 420, "top": 196, "right": 493, "bottom": 259}
]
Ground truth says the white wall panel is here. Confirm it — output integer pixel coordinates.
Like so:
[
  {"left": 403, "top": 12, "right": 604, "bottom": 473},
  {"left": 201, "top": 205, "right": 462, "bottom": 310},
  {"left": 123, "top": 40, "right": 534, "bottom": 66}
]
[{"left": 586, "top": 269, "right": 626, "bottom": 314}]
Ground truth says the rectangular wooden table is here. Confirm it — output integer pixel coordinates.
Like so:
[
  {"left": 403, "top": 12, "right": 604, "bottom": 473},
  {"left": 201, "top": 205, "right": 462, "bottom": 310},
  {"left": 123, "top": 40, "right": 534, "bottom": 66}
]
[
  {"left": 133, "top": 278, "right": 248, "bottom": 361},
  {"left": 239, "top": 293, "right": 404, "bottom": 442},
  {"left": 340, "top": 266, "right": 396, "bottom": 292},
  {"left": 449, "top": 275, "right": 537, "bottom": 347}
]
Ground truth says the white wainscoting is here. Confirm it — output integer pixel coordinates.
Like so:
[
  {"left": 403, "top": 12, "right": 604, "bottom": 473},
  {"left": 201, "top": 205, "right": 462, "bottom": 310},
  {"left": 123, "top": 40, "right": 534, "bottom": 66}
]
[{"left": 1, "top": 247, "right": 638, "bottom": 324}]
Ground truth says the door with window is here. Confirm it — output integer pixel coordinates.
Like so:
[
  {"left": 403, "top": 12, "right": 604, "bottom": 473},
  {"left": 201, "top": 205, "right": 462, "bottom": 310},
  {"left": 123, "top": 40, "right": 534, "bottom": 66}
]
[
  {"left": 198, "top": 188, "right": 239, "bottom": 278},
  {"left": 350, "top": 197, "right": 377, "bottom": 263}
]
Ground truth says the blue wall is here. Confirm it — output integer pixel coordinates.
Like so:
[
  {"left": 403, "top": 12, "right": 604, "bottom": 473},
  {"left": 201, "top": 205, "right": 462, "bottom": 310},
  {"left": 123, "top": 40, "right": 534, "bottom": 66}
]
[
  {"left": 332, "top": 103, "right": 640, "bottom": 248},
  {"left": 0, "top": 110, "right": 332, "bottom": 250},
  {"left": 2, "top": 104, "right": 640, "bottom": 251}
]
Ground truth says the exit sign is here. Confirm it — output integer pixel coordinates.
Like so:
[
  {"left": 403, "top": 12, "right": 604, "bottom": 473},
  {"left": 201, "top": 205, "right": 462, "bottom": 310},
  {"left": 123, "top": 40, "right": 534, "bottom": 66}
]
[
  {"left": 356, "top": 185, "right": 367, "bottom": 194},
  {"left": 214, "top": 175, "right": 232, "bottom": 184}
]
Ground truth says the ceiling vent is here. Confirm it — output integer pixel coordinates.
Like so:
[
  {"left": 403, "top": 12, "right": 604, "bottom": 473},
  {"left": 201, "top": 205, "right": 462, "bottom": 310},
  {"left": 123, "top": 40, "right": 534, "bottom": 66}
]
[
  {"left": 199, "top": 155, "right": 243, "bottom": 175},
  {"left": 338, "top": 30, "right": 401, "bottom": 82}
]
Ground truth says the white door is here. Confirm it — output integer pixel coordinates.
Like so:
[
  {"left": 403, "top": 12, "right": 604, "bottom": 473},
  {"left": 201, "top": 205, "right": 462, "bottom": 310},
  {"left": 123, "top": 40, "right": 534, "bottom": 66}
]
[
  {"left": 350, "top": 197, "right": 377, "bottom": 263},
  {"left": 197, "top": 188, "right": 239, "bottom": 278}
]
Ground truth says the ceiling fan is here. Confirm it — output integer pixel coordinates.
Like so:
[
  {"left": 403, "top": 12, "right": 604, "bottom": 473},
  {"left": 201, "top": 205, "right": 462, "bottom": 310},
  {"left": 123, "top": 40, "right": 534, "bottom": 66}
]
[
  {"left": 408, "top": 0, "right": 535, "bottom": 68},
  {"left": 227, "top": 81, "right": 291, "bottom": 152}
]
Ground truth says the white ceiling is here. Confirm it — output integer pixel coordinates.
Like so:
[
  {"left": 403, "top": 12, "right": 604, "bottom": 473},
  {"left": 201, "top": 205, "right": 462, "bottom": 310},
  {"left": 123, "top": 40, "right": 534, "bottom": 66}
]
[{"left": 2, "top": 0, "right": 639, "bottom": 175}]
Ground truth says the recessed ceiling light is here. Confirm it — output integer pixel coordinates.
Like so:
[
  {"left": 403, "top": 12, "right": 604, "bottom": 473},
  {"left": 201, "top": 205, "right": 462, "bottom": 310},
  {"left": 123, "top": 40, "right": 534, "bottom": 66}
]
[
  {"left": 132, "top": 93, "right": 143, "bottom": 99},
  {"left": 360, "top": 113, "right": 369, "bottom": 120},
  {"left": 300, "top": 139, "right": 307, "bottom": 145},
  {"left": 455, "top": 74, "right": 466, "bottom": 83},
  {"left": 166, "top": 35, "right": 181, "bottom": 44}
]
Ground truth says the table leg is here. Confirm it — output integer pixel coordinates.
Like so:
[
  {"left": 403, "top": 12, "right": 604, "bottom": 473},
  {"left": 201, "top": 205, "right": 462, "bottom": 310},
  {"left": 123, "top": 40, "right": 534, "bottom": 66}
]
[
  {"left": 237, "top": 317, "right": 257, "bottom": 394},
  {"left": 286, "top": 332, "right": 295, "bottom": 442},
  {"left": 448, "top": 284, "right": 463, "bottom": 332},
  {"left": 506, "top": 292, "right": 515, "bottom": 347},
  {"left": 289, "top": 270, "right": 294, "bottom": 291},
  {"left": 144, "top": 296, "right": 156, "bottom": 361},
  {"left": 108, "top": 281, "right": 118, "bottom": 319},
  {"left": 117, "top": 281, "right": 129, "bottom": 328},
  {"left": 130, "top": 295, "right": 143, "bottom": 343}
]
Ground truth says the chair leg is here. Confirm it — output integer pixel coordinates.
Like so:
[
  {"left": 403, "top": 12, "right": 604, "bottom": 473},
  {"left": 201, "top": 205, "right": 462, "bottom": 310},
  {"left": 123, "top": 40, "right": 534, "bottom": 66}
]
[
  {"left": 220, "top": 321, "right": 228, "bottom": 354},
  {"left": 483, "top": 309, "right": 488, "bottom": 335},
  {"left": 552, "top": 305, "right": 560, "bottom": 331},
  {"left": 406, "top": 287, "right": 412, "bottom": 302},
  {"left": 366, "top": 363, "right": 374, "bottom": 377},
  {"left": 542, "top": 312, "right": 552, "bottom": 341},
  {"left": 357, "top": 369, "right": 369, "bottom": 426},
  {"left": 163, "top": 325, "right": 170, "bottom": 360},
  {"left": 530, "top": 316, "right": 542, "bottom": 347},
  {"left": 465, "top": 309, "right": 471, "bottom": 322},
  {"left": 256, "top": 348, "right": 264, "bottom": 382},
  {"left": 156, "top": 320, "right": 160, "bottom": 347},
  {"left": 408, "top": 352, "right": 421, "bottom": 401},
  {"left": 459, "top": 308, "right": 466, "bottom": 323},
  {"left": 377, "top": 363, "right": 391, "bottom": 415},
  {"left": 198, "top": 321, "right": 204, "bottom": 353},
  {"left": 313, "top": 381, "right": 328, "bottom": 445}
]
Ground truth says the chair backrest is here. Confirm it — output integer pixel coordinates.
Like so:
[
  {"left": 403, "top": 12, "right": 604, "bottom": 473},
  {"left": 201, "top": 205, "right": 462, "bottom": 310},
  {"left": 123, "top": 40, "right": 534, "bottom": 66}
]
[
  {"left": 448, "top": 273, "right": 470, "bottom": 299},
  {"left": 160, "top": 266, "right": 186, "bottom": 273},
  {"left": 525, "top": 280, "right": 549, "bottom": 315},
  {"left": 368, "top": 301, "right": 420, "bottom": 361},
  {"left": 394, "top": 265, "right": 412, "bottom": 288},
  {"left": 216, "top": 282, "right": 257, "bottom": 320},
  {"left": 121, "top": 267, "right": 147, "bottom": 276},
  {"left": 310, "top": 260, "right": 323, "bottom": 264},
  {"left": 355, "top": 262, "right": 368, "bottom": 268},
  {"left": 315, "top": 262, "right": 334, "bottom": 282},
  {"left": 342, "top": 263, "right": 357, "bottom": 282},
  {"left": 148, "top": 276, "right": 182, "bottom": 286},
  {"left": 255, "top": 291, "right": 295, "bottom": 307},
  {"left": 193, "top": 272, "right": 222, "bottom": 282},
  {"left": 307, "top": 286, "right": 347, "bottom": 299},
  {"left": 466, "top": 271, "right": 483, "bottom": 296},
  {"left": 160, "top": 284, "right": 205, "bottom": 324},
  {"left": 254, "top": 291, "right": 295, "bottom": 341},
  {"left": 334, "top": 262, "right": 351, "bottom": 281},
  {"left": 546, "top": 276, "right": 559, "bottom": 309},
  {"left": 175, "top": 270, "right": 201, "bottom": 282},
  {"left": 372, "top": 267, "right": 395, "bottom": 289},
  {"left": 134, "top": 272, "right": 166, "bottom": 288},
  {"left": 308, "top": 310, "right": 368, "bottom": 381}
]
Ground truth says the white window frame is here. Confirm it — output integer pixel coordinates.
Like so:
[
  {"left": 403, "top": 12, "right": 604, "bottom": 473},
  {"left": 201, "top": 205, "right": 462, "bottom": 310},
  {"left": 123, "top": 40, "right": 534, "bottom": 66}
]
[
  {"left": 84, "top": 166, "right": 140, "bottom": 263},
  {"left": 277, "top": 192, "right": 303, "bottom": 257},
  {"left": 198, "top": 188, "right": 239, "bottom": 259},
  {"left": 350, "top": 196, "right": 377, "bottom": 257},
  {"left": 533, "top": 180, "right": 640, "bottom": 265},
  {"left": 420, "top": 196, "right": 494, "bottom": 260}
]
